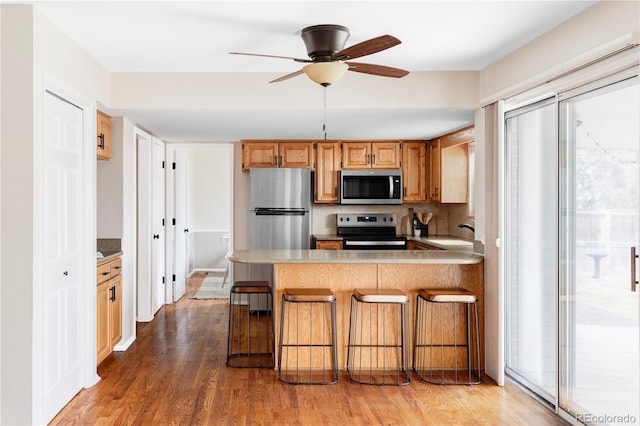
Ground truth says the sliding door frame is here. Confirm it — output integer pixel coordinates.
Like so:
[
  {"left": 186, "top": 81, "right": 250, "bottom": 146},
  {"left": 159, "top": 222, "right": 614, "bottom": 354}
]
[{"left": 502, "top": 61, "right": 639, "bottom": 424}]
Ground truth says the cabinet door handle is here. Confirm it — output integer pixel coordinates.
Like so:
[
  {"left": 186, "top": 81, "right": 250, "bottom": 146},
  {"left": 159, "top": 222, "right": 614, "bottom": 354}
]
[
  {"left": 113, "top": 266, "right": 122, "bottom": 270},
  {"left": 367, "top": 154, "right": 371, "bottom": 164},
  {"left": 98, "top": 133, "right": 105, "bottom": 149},
  {"left": 153, "top": 234, "right": 160, "bottom": 240},
  {"left": 372, "top": 154, "right": 376, "bottom": 165},
  {"left": 109, "top": 286, "right": 116, "bottom": 302},
  {"left": 102, "top": 271, "right": 110, "bottom": 276}
]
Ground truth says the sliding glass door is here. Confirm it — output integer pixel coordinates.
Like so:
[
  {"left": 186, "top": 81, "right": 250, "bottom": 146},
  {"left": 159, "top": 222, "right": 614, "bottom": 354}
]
[
  {"left": 505, "top": 69, "right": 639, "bottom": 423},
  {"left": 505, "top": 99, "right": 558, "bottom": 404},
  {"left": 559, "top": 74, "right": 639, "bottom": 422}
]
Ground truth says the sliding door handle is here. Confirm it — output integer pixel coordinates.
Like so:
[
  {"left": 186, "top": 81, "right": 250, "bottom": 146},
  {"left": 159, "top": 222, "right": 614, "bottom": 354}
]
[{"left": 632, "top": 247, "right": 638, "bottom": 292}]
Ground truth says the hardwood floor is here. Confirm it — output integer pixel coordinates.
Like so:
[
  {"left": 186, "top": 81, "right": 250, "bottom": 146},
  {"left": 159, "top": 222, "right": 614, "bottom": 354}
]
[{"left": 51, "top": 272, "right": 566, "bottom": 425}]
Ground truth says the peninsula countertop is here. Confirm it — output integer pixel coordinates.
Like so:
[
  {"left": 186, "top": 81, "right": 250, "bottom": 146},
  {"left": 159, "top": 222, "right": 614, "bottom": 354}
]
[{"left": 227, "top": 249, "right": 483, "bottom": 265}]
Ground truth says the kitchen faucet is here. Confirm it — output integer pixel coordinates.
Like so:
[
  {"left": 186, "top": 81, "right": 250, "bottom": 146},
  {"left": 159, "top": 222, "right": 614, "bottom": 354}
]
[{"left": 458, "top": 220, "right": 475, "bottom": 233}]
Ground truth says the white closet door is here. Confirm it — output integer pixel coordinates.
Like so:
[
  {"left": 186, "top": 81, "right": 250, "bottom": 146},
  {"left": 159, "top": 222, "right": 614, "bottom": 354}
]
[
  {"left": 172, "top": 149, "right": 189, "bottom": 301},
  {"left": 151, "top": 138, "right": 165, "bottom": 314},
  {"left": 42, "top": 91, "right": 84, "bottom": 421}
]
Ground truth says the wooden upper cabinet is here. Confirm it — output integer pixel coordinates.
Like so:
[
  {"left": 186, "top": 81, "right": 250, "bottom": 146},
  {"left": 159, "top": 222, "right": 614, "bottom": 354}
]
[
  {"left": 402, "top": 141, "right": 427, "bottom": 202},
  {"left": 315, "top": 142, "right": 341, "bottom": 203},
  {"left": 242, "top": 141, "right": 278, "bottom": 171},
  {"left": 341, "top": 142, "right": 370, "bottom": 169},
  {"left": 372, "top": 142, "right": 401, "bottom": 169},
  {"left": 427, "top": 138, "right": 441, "bottom": 202},
  {"left": 279, "top": 142, "right": 315, "bottom": 169},
  {"left": 242, "top": 141, "right": 314, "bottom": 172},
  {"left": 428, "top": 125, "right": 473, "bottom": 203},
  {"left": 342, "top": 141, "right": 401, "bottom": 169},
  {"left": 96, "top": 110, "right": 112, "bottom": 160}
]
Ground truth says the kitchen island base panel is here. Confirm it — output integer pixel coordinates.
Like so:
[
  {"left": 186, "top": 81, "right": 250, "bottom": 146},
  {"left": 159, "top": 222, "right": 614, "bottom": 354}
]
[{"left": 273, "top": 262, "right": 484, "bottom": 370}]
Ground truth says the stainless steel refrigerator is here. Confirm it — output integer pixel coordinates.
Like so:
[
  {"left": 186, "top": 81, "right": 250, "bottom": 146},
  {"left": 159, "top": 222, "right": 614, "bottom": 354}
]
[{"left": 248, "top": 168, "right": 312, "bottom": 301}]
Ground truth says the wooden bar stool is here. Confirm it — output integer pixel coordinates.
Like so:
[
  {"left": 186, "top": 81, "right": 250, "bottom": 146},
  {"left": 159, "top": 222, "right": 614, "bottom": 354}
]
[
  {"left": 226, "top": 281, "right": 274, "bottom": 368},
  {"left": 278, "top": 288, "right": 338, "bottom": 385},
  {"left": 413, "top": 288, "right": 481, "bottom": 385},
  {"left": 347, "top": 288, "right": 410, "bottom": 386}
]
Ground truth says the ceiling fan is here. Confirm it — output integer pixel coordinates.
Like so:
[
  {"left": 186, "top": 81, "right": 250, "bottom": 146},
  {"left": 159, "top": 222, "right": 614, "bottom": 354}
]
[{"left": 230, "top": 24, "right": 409, "bottom": 86}]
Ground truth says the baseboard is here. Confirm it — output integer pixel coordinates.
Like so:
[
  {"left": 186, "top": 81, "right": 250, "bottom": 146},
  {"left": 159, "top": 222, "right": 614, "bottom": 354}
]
[{"left": 114, "top": 334, "right": 136, "bottom": 352}]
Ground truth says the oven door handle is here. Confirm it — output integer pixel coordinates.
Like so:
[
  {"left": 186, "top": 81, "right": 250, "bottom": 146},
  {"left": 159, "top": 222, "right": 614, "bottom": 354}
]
[{"left": 344, "top": 240, "right": 406, "bottom": 247}]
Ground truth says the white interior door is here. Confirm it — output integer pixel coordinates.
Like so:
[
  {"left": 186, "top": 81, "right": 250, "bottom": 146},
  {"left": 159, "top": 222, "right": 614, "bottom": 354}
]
[
  {"left": 42, "top": 91, "right": 84, "bottom": 421},
  {"left": 172, "top": 149, "right": 189, "bottom": 301},
  {"left": 151, "top": 138, "right": 165, "bottom": 314}
]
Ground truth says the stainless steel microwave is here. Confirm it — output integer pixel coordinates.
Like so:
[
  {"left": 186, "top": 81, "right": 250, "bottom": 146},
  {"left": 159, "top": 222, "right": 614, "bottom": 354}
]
[{"left": 340, "top": 169, "right": 403, "bottom": 205}]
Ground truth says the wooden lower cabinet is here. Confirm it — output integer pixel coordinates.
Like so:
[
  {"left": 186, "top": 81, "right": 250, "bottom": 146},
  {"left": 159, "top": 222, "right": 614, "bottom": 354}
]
[
  {"left": 407, "top": 240, "right": 442, "bottom": 250},
  {"left": 97, "top": 257, "right": 122, "bottom": 364},
  {"left": 315, "top": 239, "right": 343, "bottom": 250}
]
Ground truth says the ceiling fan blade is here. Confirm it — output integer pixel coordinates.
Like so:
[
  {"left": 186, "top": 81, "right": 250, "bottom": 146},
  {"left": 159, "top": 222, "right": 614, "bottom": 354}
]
[
  {"left": 333, "top": 35, "right": 401, "bottom": 61},
  {"left": 346, "top": 62, "right": 409, "bottom": 78},
  {"left": 229, "top": 52, "right": 312, "bottom": 63},
  {"left": 269, "top": 69, "right": 305, "bottom": 83}
]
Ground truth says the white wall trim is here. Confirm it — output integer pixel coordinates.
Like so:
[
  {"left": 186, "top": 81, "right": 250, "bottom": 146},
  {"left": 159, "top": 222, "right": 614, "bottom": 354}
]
[{"left": 481, "top": 33, "right": 639, "bottom": 107}]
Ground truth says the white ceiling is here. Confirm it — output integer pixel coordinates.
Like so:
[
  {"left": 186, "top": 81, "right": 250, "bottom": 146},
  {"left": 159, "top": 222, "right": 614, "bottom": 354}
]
[{"left": 31, "top": 0, "right": 598, "bottom": 142}]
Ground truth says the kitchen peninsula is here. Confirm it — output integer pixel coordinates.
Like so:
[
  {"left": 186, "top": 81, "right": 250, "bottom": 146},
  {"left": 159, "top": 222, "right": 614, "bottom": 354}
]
[{"left": 227, "top": 249, "right": 484, "bottom": 369}]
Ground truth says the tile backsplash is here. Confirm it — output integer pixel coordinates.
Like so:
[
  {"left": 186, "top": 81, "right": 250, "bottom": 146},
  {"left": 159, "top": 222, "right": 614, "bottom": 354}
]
[{"left": 312, "top": 203, "right": 472, "bottom": 238}]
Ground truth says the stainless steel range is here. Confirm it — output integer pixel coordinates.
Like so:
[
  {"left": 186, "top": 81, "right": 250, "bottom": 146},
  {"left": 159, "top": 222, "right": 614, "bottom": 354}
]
[{"left": 336, "top": 213, "right": 407, "bottom": 250}]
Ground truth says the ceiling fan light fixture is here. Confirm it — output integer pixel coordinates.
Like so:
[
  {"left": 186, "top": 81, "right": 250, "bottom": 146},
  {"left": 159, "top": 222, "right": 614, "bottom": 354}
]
[{"left": 303, "top": 61, "right": 349, "bottom": 86}]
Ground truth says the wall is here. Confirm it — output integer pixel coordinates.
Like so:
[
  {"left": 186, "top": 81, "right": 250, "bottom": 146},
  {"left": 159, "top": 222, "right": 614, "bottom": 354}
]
[
  {"left": 1, "top": 5, "right": 109, "bottom": 424},
  {"left": 480, "top": 1, "right": 640, "bottom": 104},
  {"left": 1, "top": 7, "right": 35, "bottom": 424}
]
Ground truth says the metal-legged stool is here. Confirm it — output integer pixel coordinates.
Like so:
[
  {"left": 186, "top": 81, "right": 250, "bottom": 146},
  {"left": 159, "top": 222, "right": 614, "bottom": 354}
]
[
  {"left": 413, "top": 288, "right": 481, "bottom": 385},
  {"left": 278, "top": 288, "right": 338, "bottom": 385},
  {"left": 226, "top": 281, "right": 274, "bottom": 368},
  {"left": 347, "top": 288, "right": 410, "bottom": 386}
]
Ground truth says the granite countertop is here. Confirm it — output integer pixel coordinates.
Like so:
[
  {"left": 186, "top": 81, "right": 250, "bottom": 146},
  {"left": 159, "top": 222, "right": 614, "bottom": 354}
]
[
  {"left": 407, "top": 236, "right": 475, "bottom": 251},
  {"left": 97, "top": 251, "right": 123, "bottom": 264},
  {"left": 227, "top": 249, "right": 483, "bottom": 265},
  {"left": 314, "top": 234, "right": 476, "bottom": 252}
]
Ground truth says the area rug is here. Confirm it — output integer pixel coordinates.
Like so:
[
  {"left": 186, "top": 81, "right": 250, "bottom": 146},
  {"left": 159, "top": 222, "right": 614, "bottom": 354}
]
[{"left": 190, "top": 271, "right": 230, "bottom": 300}]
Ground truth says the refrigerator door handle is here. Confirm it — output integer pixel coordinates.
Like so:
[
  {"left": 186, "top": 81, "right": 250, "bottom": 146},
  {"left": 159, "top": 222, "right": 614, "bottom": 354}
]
[{"left": 254, "top": 208, "right": 307, "bottom": 216}]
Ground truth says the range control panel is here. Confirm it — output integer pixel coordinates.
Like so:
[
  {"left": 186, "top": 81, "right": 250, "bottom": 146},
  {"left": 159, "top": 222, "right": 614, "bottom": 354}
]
[{"left": 337, "top": 213, "right": 396, "bottom": 228}]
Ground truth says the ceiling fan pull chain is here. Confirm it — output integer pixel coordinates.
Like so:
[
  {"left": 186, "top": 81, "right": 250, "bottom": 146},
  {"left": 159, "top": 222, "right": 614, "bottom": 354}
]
[{"left": 323, "top": 86, "right": 328, "bottom": 140}]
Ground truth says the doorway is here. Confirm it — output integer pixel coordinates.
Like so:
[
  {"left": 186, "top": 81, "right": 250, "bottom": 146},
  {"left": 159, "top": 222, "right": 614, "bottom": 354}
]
[{"left": 165, "top": 143, "right": 233, "bottom": 301}]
